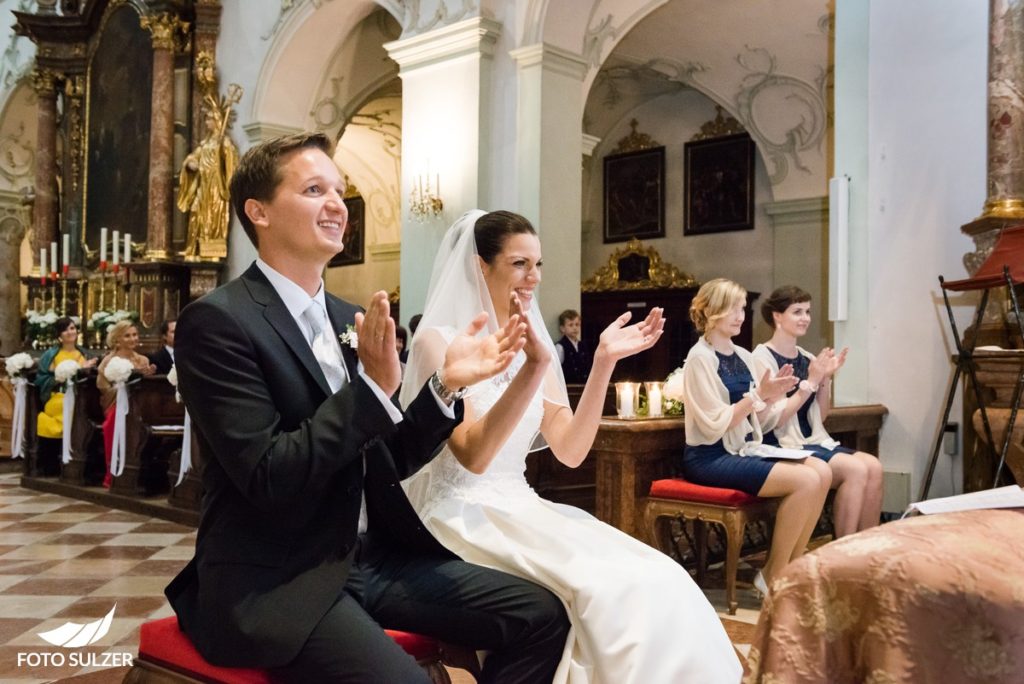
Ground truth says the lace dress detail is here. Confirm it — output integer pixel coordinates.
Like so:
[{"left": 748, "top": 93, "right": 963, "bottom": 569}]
[{"left": 417, "top": 352, "right": 543, "bottom": 518}]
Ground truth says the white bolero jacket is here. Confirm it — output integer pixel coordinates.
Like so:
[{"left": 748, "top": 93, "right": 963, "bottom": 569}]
[
  {"left": 751, "top": 343, "right": 839, "bottom": 449},
  {"left": 681, "top": 337, "right": 783, "bottom": 454}
]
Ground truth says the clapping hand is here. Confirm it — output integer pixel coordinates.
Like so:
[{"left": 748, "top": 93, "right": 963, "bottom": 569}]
[
  {"left": 807, "top": 348, "right": 832, "bottom": 385},
  {"left": 442, "top": 312, "right": 527, "bottom": 389},
  {"left": 356, "top": 291, "right": 401, "bottom": 396},
  {"left": 596, "top": 307, "right": 665, "bottom": 362},
  {"left": 758, "top": 364, "right": 798, "bottom": 403},
  {"left": 509, "top": 292, "right": 551, "bottom": 366}
]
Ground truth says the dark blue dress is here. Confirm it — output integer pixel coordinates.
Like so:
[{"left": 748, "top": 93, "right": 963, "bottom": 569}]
[
  {"left": 764, "top": 347, "right": 854, "bottom": 462},
  {"left": 678, "top": 351, "right": 776, "bottom": 495}
]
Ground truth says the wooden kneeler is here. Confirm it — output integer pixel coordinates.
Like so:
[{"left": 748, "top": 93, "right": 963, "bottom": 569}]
[
  {"left": 124, "top": 616, "right": 480, "bottom": 684},
  {"left": 644, "top": 478, "right": 777, "bottom": 615}
]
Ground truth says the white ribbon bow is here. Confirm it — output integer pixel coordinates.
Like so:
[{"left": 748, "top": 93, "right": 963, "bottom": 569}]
[
  {"left": 10, "top": 378, "right": 27, "bottom": 459},
  {"left": 175, "top": 410, "right": 192, "bottom": 487},
  {"left": 109, "top": 382, "right": 130, "bottom": 477},
  {"left": 61, "top": 381, "right": 75, "bottom": 464}
]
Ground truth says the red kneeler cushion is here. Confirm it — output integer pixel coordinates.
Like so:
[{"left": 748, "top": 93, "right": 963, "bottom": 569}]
[
  {"left": 138, "top": 616, "right": 440, "bottom": 683},
  {"left": 648, "top": 478, "right": 761, "bottom": 507}
]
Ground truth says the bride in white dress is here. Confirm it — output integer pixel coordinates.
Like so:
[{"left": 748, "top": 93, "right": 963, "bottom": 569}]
[{"left": 400, "top": 210, "right": 741, "bottom": 683}]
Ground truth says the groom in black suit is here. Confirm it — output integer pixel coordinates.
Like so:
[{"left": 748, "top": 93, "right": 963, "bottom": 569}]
[{"left": 166, "top": 132, "right": 569, "bottom": 683}]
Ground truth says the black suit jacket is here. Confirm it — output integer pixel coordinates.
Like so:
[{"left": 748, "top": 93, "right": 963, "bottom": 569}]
[
  {"left": 166, "top": 264, "right": 459, "bottom": 668},
  {"left": 147, "top": 346, "right": 174, "bottom": 375}
]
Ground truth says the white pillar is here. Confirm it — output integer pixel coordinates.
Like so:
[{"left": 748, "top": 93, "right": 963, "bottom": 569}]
[
  {"left": 385, "top": 18, "right": 501, "bottom": 325},
  {"left": 510, "top": 43, "right": 588, "bottom": 335}
]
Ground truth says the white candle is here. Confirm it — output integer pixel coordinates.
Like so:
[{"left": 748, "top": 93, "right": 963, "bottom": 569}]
[
  {"left": 40, "top": 247, "right": 46, "bottom": 276},
  {"left": 647, "top": 382, "right": 663, "bottom": 418},
  {"left": 112, "top": 230, "right": 119, "bottom": 266},
  {"left": 100, "top": 227, "right": 108, "bottom": 263},
  {"left": 62, "top": 233, "right": 70, "bottom": 268},
  {"left": 50, "top": 241, "right": 57, "bottom": 274},
  {"left": 123, "top": 233, "right": 131, "bottom": 264},
  {"left": 616, "top": 382, "right": 637, "bottom": 418}
]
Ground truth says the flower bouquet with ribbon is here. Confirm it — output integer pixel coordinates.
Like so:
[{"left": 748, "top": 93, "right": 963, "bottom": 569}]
[
  {"left": 54, "top": 359, "right": 81, "bottom": 465},
  {"left": 167, "top": 365, "right": 192, "bottom": 487},
  {"left": 103, "top": 357, "right": 134, "bottom": 478},
  {"left": 5, "top": 352, "right": 34, "bottom": 459}
]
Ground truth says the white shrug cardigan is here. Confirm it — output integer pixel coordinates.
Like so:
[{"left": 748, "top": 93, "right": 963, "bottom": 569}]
[
  {"left": 751, "top": 344, "right": 840, "bottom": 450},
  {"left": 681, "top": 338, "right": 783, "bottom": 454}
]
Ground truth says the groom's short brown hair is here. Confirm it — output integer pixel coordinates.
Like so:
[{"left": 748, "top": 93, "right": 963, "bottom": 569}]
[{"left": 230, "top": 132, "right": 334, "bottom": 248}]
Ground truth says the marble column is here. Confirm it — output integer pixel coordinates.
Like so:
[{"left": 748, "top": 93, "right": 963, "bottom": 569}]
[
  {"left": 0, "top": 205, "right": 28, "bottom": 355},
  {"left": 141, "top": 13, "right": 184, "bottom": 261},
  {"left": 962, "top": 0, "right": 1024, "bottom": 270},
  {"left": 31, "top": 67, "right": 59, "bottom": 276}
]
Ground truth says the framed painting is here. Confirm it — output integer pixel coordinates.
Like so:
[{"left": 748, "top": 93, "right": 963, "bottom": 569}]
[
  {"left": 684, "top": 133, "right": 755, "bottom": 235},
  {"left": 328, "top": 196, "right": 366, "bottom": 267},
  {"left": 603, "top": 146, "right": 666, "bottom": 243}
]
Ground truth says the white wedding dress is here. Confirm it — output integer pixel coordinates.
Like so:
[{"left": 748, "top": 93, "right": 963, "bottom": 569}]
[{"left": 404, "top": 353, "right": 742, "bottom": 684}]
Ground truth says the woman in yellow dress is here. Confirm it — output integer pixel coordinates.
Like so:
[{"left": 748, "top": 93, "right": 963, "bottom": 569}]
[{"left": 35, "top": 317, "right": 97, "bottom": 474}]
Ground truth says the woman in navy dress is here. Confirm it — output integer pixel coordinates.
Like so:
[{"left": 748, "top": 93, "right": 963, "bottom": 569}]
[
  {"left": 753, "top": 285, "right": 883, "bottom": 537},
  {"left": 679, "top": 278, "right": 832, "bottom": 594}
]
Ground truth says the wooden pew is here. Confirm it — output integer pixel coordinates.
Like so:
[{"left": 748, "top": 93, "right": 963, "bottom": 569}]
[
  {"left": 60, "top": 372, "right": 106, "bottom": 485},
  {"left": 108, "top": 375, "right": 185, "bottom": 497}
]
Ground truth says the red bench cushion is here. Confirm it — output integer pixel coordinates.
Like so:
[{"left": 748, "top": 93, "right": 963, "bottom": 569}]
[
  {"left": 138, "top": 616, "right": 441, "bottom": 682},
  {"left": 649, "top": 478, "right": 761, "bottom": 506}
]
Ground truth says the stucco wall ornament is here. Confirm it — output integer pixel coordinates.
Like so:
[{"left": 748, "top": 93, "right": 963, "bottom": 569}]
[
  {"left": 732, "top": 46, "right": 828, "bottom": 185},
  {"left": 0, "top": 123, "right": 34, "bottom": 185},
  {"left": 0, "top": 1, "right": 33, "bottom": 92},
  {"left": 400, "top": 0, "right": 478, "bottom": 37},
  {"left": 584, "top": 14, "right": 616, "bottom": 68}
]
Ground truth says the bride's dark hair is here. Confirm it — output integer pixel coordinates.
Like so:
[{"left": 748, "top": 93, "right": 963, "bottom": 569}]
[{"left": 474, "top": 211, "right": 536, "bottom": 264}]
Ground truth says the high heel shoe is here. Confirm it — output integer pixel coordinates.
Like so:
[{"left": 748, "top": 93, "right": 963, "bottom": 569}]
[{"left": 753, "top": 570, "right": 769, "bottom": 598}]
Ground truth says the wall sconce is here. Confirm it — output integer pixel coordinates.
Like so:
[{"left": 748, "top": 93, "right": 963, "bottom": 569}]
[
  {"left": 409, "top": 173, "right": 443, "bottom": 222},
  {"left": 615, "top": 381, "right": 640, "bottom": 419}
]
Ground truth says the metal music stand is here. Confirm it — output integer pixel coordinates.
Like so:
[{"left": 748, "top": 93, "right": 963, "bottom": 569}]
[{"left": 920, "top": 224, "right": 1024, "bottom": 500}]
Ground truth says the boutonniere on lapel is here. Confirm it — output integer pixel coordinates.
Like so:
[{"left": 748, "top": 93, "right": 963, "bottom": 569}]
[{"left": 339, "top": 324, "right": 358, "bottom": 349}]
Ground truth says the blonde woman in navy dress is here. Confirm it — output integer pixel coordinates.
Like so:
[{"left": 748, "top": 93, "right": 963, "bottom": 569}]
[
  {"left": 752, "top": 285, "right": 883, "bottom": 537},
  {"left": 679, "top": 278, "right": 832, "bottom": 594}
]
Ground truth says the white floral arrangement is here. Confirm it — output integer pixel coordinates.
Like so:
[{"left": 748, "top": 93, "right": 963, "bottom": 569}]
[
  {"left": 103, "top": 356, "right": 134, "bottom": 384},
  {"left": 4, "top": 352, "right": 34, "bottom": 378},
  {"left": 88, "top": 309, "right": 138, "bottom": 337},
  {"left": 24, "top": 309, "right": 59, "bottom": 349},
  {"left": 339, "top": 324, "right": 358, "bottom": 349},
  {"left": 662, "top": 366, "right": 684, "bottom": 416},
  {"left": 54, "top": 359, "right": 81, "bottom": 386}
]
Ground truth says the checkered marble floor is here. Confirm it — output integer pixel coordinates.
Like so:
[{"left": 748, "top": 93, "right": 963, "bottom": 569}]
[{"left": 0, "top": 471, "right": 763, "bottom": 683}]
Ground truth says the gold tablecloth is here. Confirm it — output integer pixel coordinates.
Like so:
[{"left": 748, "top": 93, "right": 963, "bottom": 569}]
[{"left": 745, "top": 509, "right": 1024, "bottom": 684}]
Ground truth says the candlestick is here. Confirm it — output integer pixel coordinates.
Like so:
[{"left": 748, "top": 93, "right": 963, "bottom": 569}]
[
  {"left": 645, "top": 381, "right": 664, "bottom": 418},
  {"left": 123, "top": 233, "right": 131, "bottom": 265},
  {"left": 100, "top": 227, "right": 108, "bottom": 266}
]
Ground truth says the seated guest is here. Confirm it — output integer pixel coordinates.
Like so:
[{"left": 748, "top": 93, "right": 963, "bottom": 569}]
[
  {"left": 408, "top": 313, "right": 422, "bottom": 338},
  {"left": 554, "top": 308, "right": 592, "bottom": 383},
  {"left": 35, "top": 317, "right": 97, "bottom": 475},
  {"left": 166, "top": 133, "right": 569, "bottom": 682},
  {"left": 753, "top": 285, "right": 882, "bottom": 536},
  {"left": 679, "top": 278, "right": 832, "bottom": 594},
  {"left": 396, "top": 325, "right": 409, "bottom": 364},
  {"left": 97, "top": 320, "right": 156, "bottom": 488},
  {"left": 147, "top": 319, "right": 176, "bottom": 374}
]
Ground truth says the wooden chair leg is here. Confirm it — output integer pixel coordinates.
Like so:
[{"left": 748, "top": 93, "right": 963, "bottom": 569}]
[
  {"left": 693, "top": 518, "right": 709, "bottom": 587},
  {"left": 723, "top": 510, "right": 746, "bottom": 616}
]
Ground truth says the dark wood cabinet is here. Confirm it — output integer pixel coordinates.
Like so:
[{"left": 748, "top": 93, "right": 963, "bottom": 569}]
[{"left": 581, "top": 288, "right": 758, "bottom": 381}]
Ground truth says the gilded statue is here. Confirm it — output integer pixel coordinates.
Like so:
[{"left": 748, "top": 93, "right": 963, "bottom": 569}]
[{"left": 177, "top": 85, "right": 241, "bottom": 261}]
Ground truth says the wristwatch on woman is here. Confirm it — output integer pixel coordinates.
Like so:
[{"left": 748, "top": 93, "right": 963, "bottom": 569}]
[{"left": 430, "top": 369, "right": 469, "bottom": 405}]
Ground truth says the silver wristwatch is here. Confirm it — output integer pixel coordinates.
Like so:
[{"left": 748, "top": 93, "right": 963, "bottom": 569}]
[{"left": 430, "top": 370, "right": 468, "bottom": 405}]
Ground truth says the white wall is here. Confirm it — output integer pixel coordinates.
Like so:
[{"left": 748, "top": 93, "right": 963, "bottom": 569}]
[{"left": 838, "top": 0, "right": 987, "bottom": 499}]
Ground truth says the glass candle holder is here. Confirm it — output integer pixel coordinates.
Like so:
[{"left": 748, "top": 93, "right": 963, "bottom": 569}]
[
  {"left": 615, "top": 381, "right": 640, "bottom": 419},
  {"left": 645, "top": 381, "right": 664, "bottom": 418}
]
